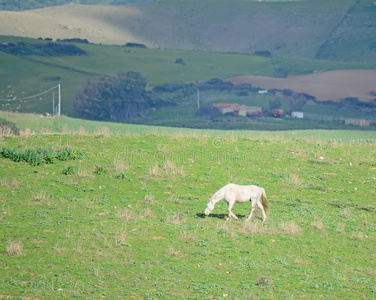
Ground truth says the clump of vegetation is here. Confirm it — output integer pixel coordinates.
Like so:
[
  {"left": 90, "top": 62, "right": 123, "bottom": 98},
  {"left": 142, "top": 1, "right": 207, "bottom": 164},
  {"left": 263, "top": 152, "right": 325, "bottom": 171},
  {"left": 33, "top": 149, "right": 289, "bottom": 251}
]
[
  {"left": 0, "top": 117, "right": 19, "bottom": 135},
  {"left": 0, "top": 42, "right": 86, "bottom": 56},
  {"left": 94, "top": 165, "right": 107, "bottom": 175},
  {"left": 62, "top": 165, "right": 76, "bottom": 175},
  {"left": 5, "top": 240, "right": 23, "bottom": 256},
  {"left": 0, "top": 146, "right": 83, "bottom": 166}
]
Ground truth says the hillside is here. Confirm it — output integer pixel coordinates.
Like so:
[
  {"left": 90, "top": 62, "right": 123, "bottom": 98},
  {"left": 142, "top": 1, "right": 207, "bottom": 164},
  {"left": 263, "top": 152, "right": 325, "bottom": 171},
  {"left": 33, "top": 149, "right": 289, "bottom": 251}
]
[
  {"left": 2, "top": 0, "right": 375, "bottom": 64},
  {"left": 0, "top": 0, "right": 152, "bottom": 11},
  {"left": 0, "top": 131, "right": 375, "bottom": 298}
]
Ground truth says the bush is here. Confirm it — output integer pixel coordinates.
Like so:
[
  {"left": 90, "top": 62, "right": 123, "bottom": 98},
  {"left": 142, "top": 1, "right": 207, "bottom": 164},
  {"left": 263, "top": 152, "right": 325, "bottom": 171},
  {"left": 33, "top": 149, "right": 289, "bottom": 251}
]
[
  {"left": 0, "top": 117, "right": 19, "bottom": 135},
  {"left": 94, "top": 166, "right": 107, "bottom": 175},
  {"left": 124, "top": 43, "right": 147, "bottom": 48},
  {"left": 0, "top": 42, "right": 86, "bottom": 56},
  {"left": 62, "top": 165, "right": 76, "bottom": 175}
]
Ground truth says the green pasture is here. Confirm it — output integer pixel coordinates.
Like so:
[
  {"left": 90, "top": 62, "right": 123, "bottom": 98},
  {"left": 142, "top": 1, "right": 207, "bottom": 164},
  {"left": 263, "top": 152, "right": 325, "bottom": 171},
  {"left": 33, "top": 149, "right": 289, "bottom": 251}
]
[
  {"left": 2, "top": 111, "right": 376, "bottom": 143},
  {"left": 0, "top": 130, "right": 375, "bottom": 299}
]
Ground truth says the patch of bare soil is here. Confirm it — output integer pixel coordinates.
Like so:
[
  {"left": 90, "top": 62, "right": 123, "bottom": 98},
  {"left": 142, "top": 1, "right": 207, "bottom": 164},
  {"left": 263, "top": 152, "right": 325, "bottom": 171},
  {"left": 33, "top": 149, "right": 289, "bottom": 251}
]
[{"left": 226, "top": 69, "right": 376, "bottom": 102}]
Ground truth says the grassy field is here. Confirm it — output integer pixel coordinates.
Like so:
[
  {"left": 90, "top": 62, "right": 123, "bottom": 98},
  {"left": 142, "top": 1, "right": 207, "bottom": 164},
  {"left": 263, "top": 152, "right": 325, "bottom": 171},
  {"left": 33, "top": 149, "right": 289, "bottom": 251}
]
[
  {"left": 0, "top": 122, "right": 375, "bottom": 298},
  {"left": 2, "top": 111, "right": 376, "bottom": 142}
]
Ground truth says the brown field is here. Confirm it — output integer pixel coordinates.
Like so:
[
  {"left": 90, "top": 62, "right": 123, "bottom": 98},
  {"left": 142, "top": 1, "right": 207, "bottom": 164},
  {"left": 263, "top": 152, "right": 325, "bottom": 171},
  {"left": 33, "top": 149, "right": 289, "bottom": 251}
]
[{"left": 227, "top": 69, "right": 376, "bottom": 102}]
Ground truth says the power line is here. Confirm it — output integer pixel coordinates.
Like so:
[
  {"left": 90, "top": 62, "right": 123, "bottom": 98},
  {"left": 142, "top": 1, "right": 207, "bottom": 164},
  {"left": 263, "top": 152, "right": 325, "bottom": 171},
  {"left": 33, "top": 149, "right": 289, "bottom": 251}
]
[{"left": 0, "top": 85, "right": 60, "bottom": 102}]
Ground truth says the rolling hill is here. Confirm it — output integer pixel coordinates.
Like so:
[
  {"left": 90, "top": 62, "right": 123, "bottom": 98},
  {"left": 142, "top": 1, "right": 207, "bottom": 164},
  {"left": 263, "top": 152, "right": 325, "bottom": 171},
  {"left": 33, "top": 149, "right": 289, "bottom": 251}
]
[{"left": 1, "top": 0, "right": 376, "bottom": 65}]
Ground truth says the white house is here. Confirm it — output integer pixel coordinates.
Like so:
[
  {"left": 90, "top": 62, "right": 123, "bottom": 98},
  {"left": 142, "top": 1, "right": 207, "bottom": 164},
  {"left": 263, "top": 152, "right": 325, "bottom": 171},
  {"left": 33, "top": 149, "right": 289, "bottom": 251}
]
[
  {"left": 213, "top": 103, "right": 262, "bottom": 117},
  {"left": 291, "top": 111, "right": 304, "bottom": 119}
]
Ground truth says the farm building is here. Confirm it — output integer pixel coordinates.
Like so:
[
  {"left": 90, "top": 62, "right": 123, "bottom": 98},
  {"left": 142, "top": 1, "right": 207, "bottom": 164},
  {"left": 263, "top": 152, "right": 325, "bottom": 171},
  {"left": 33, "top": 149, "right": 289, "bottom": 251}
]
[
  {"left": 213, "top": 103, "right": 262, "bottom": 117},
  {"left": 271, "top": 109, "right": 284, "bottom": 117},
  {"left": 291, "top": 111, "right": 304, "bottom": 119},
  {"left": 345, "top": 118, "right": 370, "bottom": 126}
]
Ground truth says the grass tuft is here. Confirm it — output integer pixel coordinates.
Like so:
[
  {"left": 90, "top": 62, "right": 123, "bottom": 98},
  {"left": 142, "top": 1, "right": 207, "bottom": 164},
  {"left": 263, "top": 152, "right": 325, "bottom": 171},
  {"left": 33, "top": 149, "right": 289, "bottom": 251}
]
[{"left": 5, "top": 240, "right": 23, "bottom": 256}]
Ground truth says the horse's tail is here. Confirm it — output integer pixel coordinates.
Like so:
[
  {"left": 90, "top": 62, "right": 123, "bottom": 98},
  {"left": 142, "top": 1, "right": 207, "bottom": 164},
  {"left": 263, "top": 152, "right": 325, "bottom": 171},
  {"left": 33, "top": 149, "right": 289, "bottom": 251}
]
[{"left": 262, "top": 188, "right": 268, "bottom": 211}]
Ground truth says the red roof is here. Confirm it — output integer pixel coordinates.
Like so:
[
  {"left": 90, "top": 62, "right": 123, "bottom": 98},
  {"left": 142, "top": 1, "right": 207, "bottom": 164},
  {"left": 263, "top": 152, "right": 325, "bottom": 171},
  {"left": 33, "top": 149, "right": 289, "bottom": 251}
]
[{"left": 213, "top": 103, "right": 239, "bottom": 107}]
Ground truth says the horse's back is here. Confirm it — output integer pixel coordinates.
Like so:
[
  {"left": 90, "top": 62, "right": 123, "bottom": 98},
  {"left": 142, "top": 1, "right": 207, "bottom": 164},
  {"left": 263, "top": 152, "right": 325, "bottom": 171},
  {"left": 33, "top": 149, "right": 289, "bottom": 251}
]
[{"left": 223, "top": 183, "right": 263, "bottom": 203}]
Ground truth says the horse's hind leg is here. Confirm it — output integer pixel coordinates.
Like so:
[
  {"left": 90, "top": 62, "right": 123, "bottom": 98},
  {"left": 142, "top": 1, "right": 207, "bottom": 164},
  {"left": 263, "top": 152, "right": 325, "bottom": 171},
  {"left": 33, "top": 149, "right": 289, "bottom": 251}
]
[
  {"left": 245, "top": 201, "right": 256, "bottom": 222},
  {"left": 256, "top": 200, "right": 267, "bottom": 222}
]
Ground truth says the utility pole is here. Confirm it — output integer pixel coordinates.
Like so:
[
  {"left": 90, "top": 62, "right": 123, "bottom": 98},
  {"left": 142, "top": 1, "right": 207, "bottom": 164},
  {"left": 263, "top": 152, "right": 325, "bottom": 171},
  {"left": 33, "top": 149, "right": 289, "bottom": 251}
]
[
  {"left": 58, "top": 84, "right": 61, "bottom": 117},
  {"left": 197, "top": 88, "right": 200, "bottom": 110},
  {"left": 52, "top": 91, "right": 55, "bottom": 115},
  {"left": 196, "top": 81, "right": 200, "bottom": 110},
  {"left": 57, "top": 84, "right": 61, "bottom": 131}
]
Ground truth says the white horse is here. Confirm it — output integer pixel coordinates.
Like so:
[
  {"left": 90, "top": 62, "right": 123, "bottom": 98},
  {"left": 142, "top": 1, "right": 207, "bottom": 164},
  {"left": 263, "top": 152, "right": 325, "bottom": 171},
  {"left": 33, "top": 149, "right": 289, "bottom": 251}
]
[{"left": 204, "top": 183, "right": 268, "bottom": 221}]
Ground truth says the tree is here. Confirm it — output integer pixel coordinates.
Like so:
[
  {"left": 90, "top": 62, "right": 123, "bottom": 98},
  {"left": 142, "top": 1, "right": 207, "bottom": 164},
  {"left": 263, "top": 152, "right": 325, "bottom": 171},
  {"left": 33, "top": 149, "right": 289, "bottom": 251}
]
[
  {"left": 74, "top": 71, "right": 149, "bottom": 121},
  {"left": 287, "top": 93, "right": 306, "bottom": 112},
  {"left": 269, "top": 98, "right": 282, "bottom": 111}
]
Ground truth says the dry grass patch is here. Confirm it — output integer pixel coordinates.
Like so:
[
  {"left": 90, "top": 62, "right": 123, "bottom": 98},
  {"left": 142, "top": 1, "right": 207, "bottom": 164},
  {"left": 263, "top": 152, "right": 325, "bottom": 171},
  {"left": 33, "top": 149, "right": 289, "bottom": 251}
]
[
  {"left": 286, "top": 172, "right": 303, "bottom": 187},
  {"left": 179, "top": 230, "right": 196, "bottom": 243},
  {"left": 0, "top": 177, "right": 19, "bottom": 188},
  {"left": 115, "top": 231, "right": 128, "bottom": 247},
  {"left": 149, "top": 160, "right": 184, "bottom": 178},
  {"left": 166, "top": 194, "right": 183, "bottom": 204},
  {"left": 96, "top": 126, "right": 111, "bottom": 136},
  {"left": 165, "top": 245, "right": 184, "bottom": 257},
  {"left": 74, "top": 126, "right": 88, "bottom": 135},
  {"left": 32, "top": 190, "right": 51, "bottom": 202},
  {"left": 113, "top": 153, "right": 128, "bottom": 172},
  {"left": 279, "top": 220, "right": 301, "bottom": 235},
  {"left": 166, "top": 212, "right": 184, "bottom": 225},
  {"left": 310, "top": 216, "right": 325, "bottom": 230},
  {"left": 241, "top": 220, "right": 301, "bottom": 236},
  {"left": 77, "top": 165, "right": 94, "bottom": 179},
  {"left": 339, "top": 208, "right": 352, "bottom": 218},
  {"left": 6, "top": 240, "right": 24, "bottom": 256},
  {"left": 138, "top": 208, "right": 155, "bottom": 220},
  {"left": 143, "top": 194, "right": 157, "bottom": 205},
  {"left": 116, "top": 208, "right": 134, "bottom": 222},
  {"left": 336, "top": 222, "right": 346, "bottom": 234},
  {"left": 351, "top": 231, "right": 366, "bottom": 240}
]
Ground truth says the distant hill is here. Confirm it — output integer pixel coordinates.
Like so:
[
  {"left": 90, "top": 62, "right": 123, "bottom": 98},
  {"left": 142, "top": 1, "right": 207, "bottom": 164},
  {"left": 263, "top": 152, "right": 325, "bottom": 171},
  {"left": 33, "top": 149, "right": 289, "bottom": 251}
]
[
  {"left": 1, "top": 0, "right": 375, "bottom": 66},
  {"left": 0, "top": 0, "right": 153, "bottom": 11}
]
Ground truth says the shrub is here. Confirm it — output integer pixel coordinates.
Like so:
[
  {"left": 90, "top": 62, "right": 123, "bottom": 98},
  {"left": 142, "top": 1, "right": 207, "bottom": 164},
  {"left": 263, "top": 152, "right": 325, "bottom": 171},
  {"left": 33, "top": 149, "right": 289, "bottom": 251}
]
[
  {"left": 94, "top": 166, "right": 107, "bottom": 175},
  {"left": 0, "top": 117, "right": 19, "bottom": 135},
  {"left": 62, "top": 165, "right": 76, "bottom": 175}
]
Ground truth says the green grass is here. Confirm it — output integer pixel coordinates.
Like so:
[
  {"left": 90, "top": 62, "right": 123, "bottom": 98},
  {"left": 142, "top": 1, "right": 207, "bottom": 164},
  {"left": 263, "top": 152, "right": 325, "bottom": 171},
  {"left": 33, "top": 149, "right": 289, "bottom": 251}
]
[
  {"left": 0, "top": 131, "right": 375, "bottom": 299},
  {"left": 2, "top": 111, "right": 376, "bottom": 143}
]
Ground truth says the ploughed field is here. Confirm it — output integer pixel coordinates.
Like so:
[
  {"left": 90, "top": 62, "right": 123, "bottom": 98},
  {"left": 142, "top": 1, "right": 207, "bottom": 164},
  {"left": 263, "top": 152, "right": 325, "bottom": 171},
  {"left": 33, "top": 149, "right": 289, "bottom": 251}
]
[{"left": 227, "top": 69, "right": 376, "bottom": 102}]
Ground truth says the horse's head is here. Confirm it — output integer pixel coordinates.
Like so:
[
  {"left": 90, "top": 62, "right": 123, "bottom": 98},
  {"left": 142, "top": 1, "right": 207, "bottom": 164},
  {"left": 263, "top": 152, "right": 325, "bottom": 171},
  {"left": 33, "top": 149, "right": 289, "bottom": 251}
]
[{"left": 204, "top": 201, "right": 214, "bottom": 216}]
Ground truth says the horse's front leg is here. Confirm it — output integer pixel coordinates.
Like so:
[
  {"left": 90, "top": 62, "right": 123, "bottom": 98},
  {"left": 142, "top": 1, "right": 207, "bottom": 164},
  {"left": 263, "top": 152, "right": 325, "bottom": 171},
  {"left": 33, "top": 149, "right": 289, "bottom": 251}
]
[{"left": 227, "top": 201, "right": 239, "bottom": 220}]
